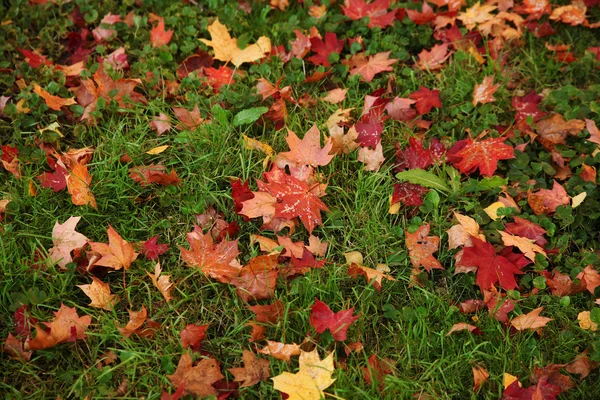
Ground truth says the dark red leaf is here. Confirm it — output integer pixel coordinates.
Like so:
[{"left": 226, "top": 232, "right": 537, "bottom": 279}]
[
  {"left": 355, "top": 114, "right": 384, "bottom": 147},
  {"left": 309, "top": 299, "right": 359, "bottom": 341},
  {"left": 504, "top": 217, "right": 548, "bottom": 246},
  {"left": 394, "top": 138, "right": 433, "bottom": 171},
  {"left": 391, "top": 182, "right": 428, "bottom": 207},
  {"left": 180, "top": 323, "right": 209, "bottom": 351},
  {"left": 142, "top": 235, "right": 169, "bottom": 260}
]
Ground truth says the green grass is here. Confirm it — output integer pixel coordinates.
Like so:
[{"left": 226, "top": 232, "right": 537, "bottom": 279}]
[{"left": 2, "top": 0, "right": 600, "bottom": 399}]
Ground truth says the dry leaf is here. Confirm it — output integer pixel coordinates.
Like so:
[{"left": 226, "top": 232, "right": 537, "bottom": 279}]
[
  {"left": 77, "top": 276, "right": 119, "bottom": 310},
  {"left": 499, "top": 231, "right": 547, "bottom": 261},
  {"left": 90, "top": 225, "right": 139, "bottom": 271},
  {"left": 26, "top": 304, "right": 92, "bottom": 350},
  {"left": 118, "top": 306, "right": 148, "bottom": 338},
  {"left": 472, "top": 365, "right": 490, "bottom": 391},
  {"left": 167, "top": 352, "right": 224, "bottom": 397},
  {"left": 510, "top": 307, "right": 553, "bottom": 331},
  {"left": 147, "top": 262, "right": 173, "bottom": 302},
  {"left": 258, "top": 340, "right": 301, "bottom": 362},
  {"left": 228, "top": 350, "right": 271, "bottom": 388},
  {"left": 577, "top": 311, "right": 598, "bottom": 331},
  {"left": 271, "top": 349, "right": 336, "bottom": 400}
]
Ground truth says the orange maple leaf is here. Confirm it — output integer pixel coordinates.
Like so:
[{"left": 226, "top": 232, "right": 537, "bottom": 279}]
[
  {"left": 90, "top": 225, "right": 139, "bottom": 270},
  {"left": 33, "top": 83, "right": 77, "bottom": 111},
  {"left": 167, "top": 352, "right": 224, "bottom": 397},
  {"left": 67, "top": 162, "right": 97, "bottom": 209},
  {"left": 26, "top": 304, "right": 92, "bottom": 351},
  {"left": 472, "top": 76, "right": 500, "bottom": 106},
  {"left": 510, "top": 307, "right": 553, "bottom": 331},
  {"left": 405, "top": 223, "right": 443, "bottom": 272},
  {"left": 347, "top": 51, "right": 398, "bottom": 82},
  {"left": 228, "top": 350, "right": 271, "bottom": 388}
]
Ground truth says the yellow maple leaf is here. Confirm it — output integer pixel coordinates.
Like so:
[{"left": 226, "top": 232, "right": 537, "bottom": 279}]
[
  {"left": 200, "top": 19, "right": 271, "bottom": 67},
  {"left": 271, "top": 349, "right": 336, "bottom": 400}
]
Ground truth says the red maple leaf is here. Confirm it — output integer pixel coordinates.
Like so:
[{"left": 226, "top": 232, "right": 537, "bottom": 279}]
[
  {"left": 204, "top": 65, "right": 235, "bottom": 92},
  {"left": 416, "top": 43, "right": 452, "bottom": 70},
  {"left": 512, "top": 91, "right": 547, "bottom": 123},
  {"left": 141, "top": 235, "right": 169, "bottom": 260},
  {"left": 405, "top": 223, "right": 443, "bottom": 272},
  {"left": 341, "top": 0, "right": 396, "bottom": 29},
  {"left": 450, "top": 137, "right": 515, "bottom": 177},
  {"left": 258, "top": 166, "right": 329, "bottom": 234},
  {"left": 409, "top": 87, "right": 442, "bottom": 115},
  {"left": 176, "top": 51, "right": 214, "bottom": 79},
  {"left": 406, "top": 1, "right": 436, "bottom": 25},
  {"left": 395, "top": 138, "right": 433, "bottom": 171},
  {"left": 307, "top": 32, "right": 345, "bottom": 66},
  {"left": 17, "top": 48, "right": 52, "bottom": 68},
  {"left": 504, "top": 217, "right": 547, "bottom": 246},
  {"left": 458, "top": 236, "right": 525, "bottom": 291},
  {"left": 355, "top": 114, "right": 384, "bottom": 147},
  {"left": 391, "top": 182, "right": 428, "bottom": 207},
  {"left": 309, "top": 299, "right": 359, "bottom": 341},
  {"left": 180, "top": 323, "right": 209, "bottom": 351},
  {"left": 230, "top": 179, "right": 254, "bottom": 217},
  {"left": 150, "top": 17, "right": 173, "bottom": 48}
]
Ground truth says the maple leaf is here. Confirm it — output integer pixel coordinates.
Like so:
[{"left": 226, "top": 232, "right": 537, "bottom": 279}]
[
  {"left": 450, "top": 137, "right": 515, "bottom": 177},
  {"left": 90, "top": 225, "right": 139, "bottom": 271},
  {"left": 17, "top": 48, "right": 52, "bottom": 68},
  {"left": 585, "top": 118, "right": 600, "bottom": 145},
  {"left": 409, "top": 87, "right": 442, "bottom": 115},
  {"left": 228, "top": 350, "right": 271, "bottom": 388},
  {"left": 150, "top": 113, "right": 171, "bottom": 135},
  {"left": 406, "top": 1, "right": 436, "bottom": 25},
  {"left": 394, "top": 138, "right": 436, "bottom": 171},
  {"left": 255, "top": 166, "right": 330, "bottom": 234},
  {"left": 543, "top": 269, "right": 585, "bottom": 297},
  {"left": 77, "top": 277, "right": 119, "bottom": 310},
  {"left": 32, "top": 83, "right": 77, "bottom": 111},
  {"left": 527, "top": 180, "right": 570, "bottom": 215},
  {"left": 271, "top": 349, "right": 336, "bottom": 400},
  {"left": 576, "top": 265, "right": 600, "bottom": 294},
  {"left": 26, "top": 304, "right": 92, "bottom": 351},
  {"left": 445, "top": 322, "right": 480, "bottom": 336},
  {"left": 347, "top": 51, "right": 398, "bottom": 82},
  {"left": 390, "top": 182, "right": 428, "bottom": 208},
  {"left": 141, "top": 235, "right": 169, "bottom": 260},
  {"left": 67, "top": 162, "right": 97, "bottom": 209},
  {"left": 147, "top": 262, "right": 173, "bottom": 302},
  {"left": 172, "top": 105, "right": 206, "bottom": 130},
  {"left": 47, "top": 216, "right": 89, "bottom": 269},
  {"left": 1, "top": 145, "right": 21, "bottom": 178},
  {"left": 535, "top": 113, "right": 585, "bottom": 150},
  {"left": 363, "top": 354, "right": 394, "bottom": 390},
  {"left": 341, "top": 0, "right": 396, "bottom": 29},
  {"left": 446, "top": 212, "right": 485, "bottom": 249},
  {"left": 457, "top": 2, "right": 497, "bottom": 30},
  {"left": 4, "top": 333, "right": 32, "bottom": 361},
  {"left": 499, "top": 231, "right": 546, "bottom": 261},
  {"left": 355, "top": 114, "right": 384, "bottom": 147},
  {"left": 230, "top": 254, "right": 279, "bottom": 302},
  {"left": 322, "top": 88, "right": 348, "bottom": 104},
  {"left": 248, "top": 300, "right": 285, "bottom": 324},
  {"left": 179, "top": 228, "right": 242, "bottom": 283},
  {"left": 307, "top": 32, "right": 345, "bottom": 66},
  {"left": 510, "top": 307, "right": 553, "bottom": 331},
  {"left": 472, "top": 76, "right": 500, "bottom": 106},
  {"left": 565, "top": 353, "right": 599, "bottom": 379},
  {"left": 176, "top": 51, "right": 214, "bottom": 79},
  {"left": 405, "top": 223, "right": 443, "bottom": 272},
  {"left": 275, "top": 125, "right": 334, "bottom": 171},
  {"left": 458, "top": 236, "right": 524, "bottom": 291},
  {"left": 416, "top": 43, "right": 452, "bottom": 71},
  {"left": 310, "top": 299, "right": 359, "bottom": 341},
  {"left": 258, "top": 340, "right": 301, "bottom": 362},
  {"left": 347, "top": 263, "right": 395, "bottom": 292},
  {"left": 150, "top": 17, "right": 173, "bottom": 48},
  {"left": 167, "top": 352, "right": 224, "bottom": 397},
  {"left": 357, "top": 142, "right": 385, "bottom": 171},
  {"left": 180, "top": 323, "right": 209, "bottom": 351},
  {"left": 473, "top": 365, "right": 490, "bottom": 392},
  {"left": 129, "top": 164, "right": 181, "bottom": 186},
  {"left": 504, "top": 217, "right": 547, "bottom": 246},
  {"left": 200, "top": 18, "right": 271, "bottom": 67},
  {"left": 39, "top": 159, "right": 69, "bottom": 192}
]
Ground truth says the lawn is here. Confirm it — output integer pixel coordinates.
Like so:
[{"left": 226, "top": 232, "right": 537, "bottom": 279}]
[{"left": 2, "top": 0, "right": 600, "bottom": 399}]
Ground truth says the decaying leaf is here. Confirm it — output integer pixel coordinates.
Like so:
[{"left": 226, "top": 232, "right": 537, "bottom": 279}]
[
  {"left": 228, "top": 350, "right": 271, "bottom": 388},
  {"left": 258, "top": 340, "right": 301, "bottom": 362},
  {"left": 26, "top": 304, "right": 92, "bottom": 350},
  {"left": 167, "top": 352, "right": 224, "bottom": 397},
  {"left": 147, "top": 262, "right": 173, "bottom": 302}
]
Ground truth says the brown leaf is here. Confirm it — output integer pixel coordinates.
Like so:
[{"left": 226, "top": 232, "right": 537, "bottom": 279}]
[
  {"left": 230, "top": 254, "right": 279, "bottom": 302},
  {"left": 247, "top": 321, "right": 266, "bottom": 342},
  {"left": 228, "top": 350, "right": 271, "bottom": 387},
  {"left": 347, "top": 263, "right": 395, "bottom": 292},
  {"left": 536, "top": 114, "right": 585, "bottom": 149},
  {"left": 510, "top": 307, "right": 553, "bottom": 331},
  {"left": 247, "top": 300, "right": 285, "bottom": 324},
  {"left": 446, "top": 212, "right": 485, "bottom": 249},
  {"left": 576, "top": 265, "right": 600, "bottom": 294},
  {"left": 565, "top": 353, "right": 599, "bottom": 379},
  {"left": 77, "top": 276, "right": 119, "bottom": 310},
  {"left": 90, "top": 225, "right": 139, "bottom": 271},
  {"left": 167, "top": 352, "right": 224, "bottom": 397},
  {"left": 118, "top": 306, "right": 148, "bottom": 338},
  {"left": 3, "top": 333, "right": 32, "bottom": 360},
  {"left": 26, "top": 304, "right": 92, "bottom": 350},
  {"left": 180, "top": 323, "right": 209, "bottom": 351},
  {"left": 527, "top": 180, "right": 570, "bottom": 215},
  {"left": 445, "top": 323, "right": 479, "bottom": 336}
]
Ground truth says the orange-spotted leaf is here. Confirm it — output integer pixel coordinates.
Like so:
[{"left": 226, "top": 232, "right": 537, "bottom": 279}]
[
  {"left": 527, "top": 180, "right": 570, "bottom": 215},
  {"left": 405, "top": 223, "right": 443, "bottom": 272}
]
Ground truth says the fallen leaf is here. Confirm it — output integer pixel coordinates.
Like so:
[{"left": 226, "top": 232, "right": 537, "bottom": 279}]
[
  {"left": 347, "top": 263, "right": 395, "bottom": 292},
  {"left": 118, "top": 306, "right": 148, "bottom": 338},
  {"left": 180, "top": 323, "right": 209, "bottom": 351},
  {"left": 307, "top": 32, "right": 345, "bottom": 66},
  {"left": 33, "top": 83, "right": 77, "bottom": 111},
  {"left": 228, "top": 350, "right": 271, "bottom": 388},
  {"left": 499, "top": 231, "right": 547, "bottom": 261},
  {"left": 26, "top": 304, "right": 92, "bottom": 350},
  {"left": 445, "top": 323, "right": 480, "bottom": 336},
  {"left": 446, "top": 212, "right": 485, "bottom": 249},
  {"left": 576, "top": 265, "right": 600, "bottom": 294},
  {"left": 417, "top": 43, "right": 452, "bottom": 70},
  {"left": 129, "top": 164, "right": 181, "bottom": 186},
  {"left": 247, "top": 300, "right": 285, "bottom": 324},
  {"left": 275, "top": 125, "right": 334, "bottom": 171},
  {"left": 230, "top": 254, "right": 279, "bottom": 302},
  {"left": 200, "top": 18, "right": 271, "bottom": 67},
  {"left": 67, "top": 162, "right": 97, "bottom": 209},
  {"left": 150, "top": 17, "right": 173, "bottom": 48},
  {"left": 409, "top": 87, "right": 442, "bottom": 115},
  {"left": 271, "top": 349, "right": 336, "bottom": 400},
  {"left": 342, "top": 0, "right": 396, "bottom": 29},
  {"left": 90, "top": 225, "right": 139, "bottom": 271},
  {"left": 347, "top": 51, "right": 398, "bottom": 82},
  {"left": 357, "top": 143, "right": 385, "bottom": 171},
  {"left": 147, "top": 262, "right": 173, "bottom": 302},
  {"left": 472, "top": 365, "right": 490, "bottom": 391},
  {"left": 77, "top": 277, "right": 119, "bottom": 310},
  {"left": 167, "top": 352, "right": 224, "bottom": 397},
  {"left": 310, "top": 299, "right": 359, "bottom": 341},
  {"left": 450, "top": 137, "right": 515, "bottom": 177},
  {"left": 150, "top": 113, "right": 171, "bottom": 135},
  {"left": 322, "top": 88, "right": 347, "bottom": 104},
  {"left": 48, "top": 216, "right": 89, "bottom": 269},
  {"left": 3, "top": 333, "right": 32, "bottom": 361},
  {"left": 565, "top": 353, "right": 599, "bottom": 378},
  {"left": 146, "top": 145, "right": 169, "bottom": 155},
  {"left": 141, "top": 235, "right": 169, "bottom": 260},
  {"left": 510, "top": 307, "right": 553, "bottom": 331},
  {"left": 406, "top": 223, "right": 443, "bottom": 272},
  {"left": 258, "top": 340, "right": 301, "bottom": 362},
  {"left": 179, "top": 228, "right": 242, "bottom": 283},
  {"left": 472, "top": 76, "right": 500, "bottom": 106},
  {"left": 527, "top": 180, "right": 570, "bottom": 215},
  {"left": 577, "top": 311, "right": 598, "bottom": 331}
]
